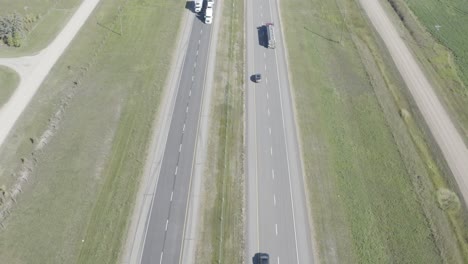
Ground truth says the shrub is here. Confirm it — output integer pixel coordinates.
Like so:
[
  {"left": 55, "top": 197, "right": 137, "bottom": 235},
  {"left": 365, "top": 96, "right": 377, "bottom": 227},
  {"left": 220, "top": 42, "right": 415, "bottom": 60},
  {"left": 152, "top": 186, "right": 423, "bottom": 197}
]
[
  {"left": 5, "top": 34, "right": 14, "bottom": 46},
  {"left": 436, "top": 188, "right": 461, "bottom": 212},
  {"left": 399, "top": 108, "right": 410, "bottom": 120},
  {"left": 12, "top": 31, "right": 21, "bottom": 47},
  {"left": 0, "top": 12, "right": 26, "bottom": 47}
]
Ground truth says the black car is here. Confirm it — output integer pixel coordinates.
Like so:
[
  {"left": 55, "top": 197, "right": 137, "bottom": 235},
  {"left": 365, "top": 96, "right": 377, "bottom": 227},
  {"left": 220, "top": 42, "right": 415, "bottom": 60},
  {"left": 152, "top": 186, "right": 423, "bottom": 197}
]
[
  {"left": 252, "top": 73, "right": 262, "bottom": 83},
  {"left": 254, "top": 253, "right": 269, "bottom": 264}
]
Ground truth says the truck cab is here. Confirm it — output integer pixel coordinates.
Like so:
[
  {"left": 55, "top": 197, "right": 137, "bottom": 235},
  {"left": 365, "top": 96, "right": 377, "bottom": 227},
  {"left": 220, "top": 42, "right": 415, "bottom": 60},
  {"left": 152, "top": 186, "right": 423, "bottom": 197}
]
[{"left": 207, "top": 0, "right": 214, "bottom": 7}]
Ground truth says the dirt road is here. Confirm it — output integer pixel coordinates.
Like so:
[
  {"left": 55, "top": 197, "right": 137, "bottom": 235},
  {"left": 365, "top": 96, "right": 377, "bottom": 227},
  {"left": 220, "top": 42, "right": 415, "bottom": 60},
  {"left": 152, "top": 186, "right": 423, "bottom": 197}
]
[
  {"left": 0, "top": 0, "right": 100, "bottom": 148},
  {"left": 360, "top": 0, "right": 468, "bottom": 204}
]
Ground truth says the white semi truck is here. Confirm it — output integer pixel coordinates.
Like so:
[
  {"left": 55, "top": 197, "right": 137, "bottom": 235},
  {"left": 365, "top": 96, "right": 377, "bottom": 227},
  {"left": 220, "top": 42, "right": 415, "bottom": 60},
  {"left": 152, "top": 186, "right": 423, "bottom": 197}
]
[
  {"left": 205, "top": 5, "right": 213, "bottom": 24},
  {"left": 194, "top": 0, "right": 202, "bottom": 12}
]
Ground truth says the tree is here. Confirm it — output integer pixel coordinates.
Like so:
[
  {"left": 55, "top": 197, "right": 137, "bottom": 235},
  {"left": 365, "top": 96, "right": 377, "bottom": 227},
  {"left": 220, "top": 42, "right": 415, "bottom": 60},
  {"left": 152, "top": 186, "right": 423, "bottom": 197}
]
[{"left": 0, "top": 12, "right": 25, "bottom": 47}]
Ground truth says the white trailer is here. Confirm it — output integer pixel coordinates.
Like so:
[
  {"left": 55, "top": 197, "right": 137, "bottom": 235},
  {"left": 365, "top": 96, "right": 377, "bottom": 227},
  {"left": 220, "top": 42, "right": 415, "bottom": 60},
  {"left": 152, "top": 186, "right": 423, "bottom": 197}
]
[
  {"left": 194, "top": 0, "right": 203, "bottom": 12},
  {"left": 266, "top": 23, "right": 275, "bottom": 49}
]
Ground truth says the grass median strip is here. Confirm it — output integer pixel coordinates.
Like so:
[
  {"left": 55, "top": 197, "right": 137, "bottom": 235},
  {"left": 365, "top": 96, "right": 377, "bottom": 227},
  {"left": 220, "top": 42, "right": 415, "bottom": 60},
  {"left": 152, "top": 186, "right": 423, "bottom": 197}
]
[
  {"left": 0, "top": 0, "right": 183, "bottom": 263},
  {"left": 281, "top": 0, "right": 465, "bottom": 262},
  {"left": 195, "top": 0, "right": 244, "bottom": 262},
  {"left": 0, "top": 66, "right": 19, "bottom": 107}
]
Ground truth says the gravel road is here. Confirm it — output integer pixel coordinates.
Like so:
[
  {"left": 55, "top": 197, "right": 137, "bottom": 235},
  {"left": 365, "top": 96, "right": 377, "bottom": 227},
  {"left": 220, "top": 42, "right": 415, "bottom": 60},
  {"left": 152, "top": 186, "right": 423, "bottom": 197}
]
[{"left": 360, "top": 0, "right": 468, "bottom": 204}]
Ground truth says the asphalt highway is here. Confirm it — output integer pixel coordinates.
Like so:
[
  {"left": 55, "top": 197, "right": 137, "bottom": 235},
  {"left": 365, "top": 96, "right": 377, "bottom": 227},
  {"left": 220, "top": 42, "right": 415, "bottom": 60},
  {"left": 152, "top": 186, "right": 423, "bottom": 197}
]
[
  {"left": 246, "top": 0, "right": 314, "bottom": 263},
  {"left": 140, "top": 14, "right": 212, "bottom": 264}
]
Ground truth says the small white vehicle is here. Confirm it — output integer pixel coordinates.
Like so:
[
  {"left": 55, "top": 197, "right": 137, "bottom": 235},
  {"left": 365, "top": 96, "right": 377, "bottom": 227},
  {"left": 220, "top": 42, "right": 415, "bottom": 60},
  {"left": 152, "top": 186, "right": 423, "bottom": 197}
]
[
  {"left": 205, "top": 6, "right": 213, "bottom": 24},
  {"left": 194, "top": 0, "right": 203, "bottom": 12}
]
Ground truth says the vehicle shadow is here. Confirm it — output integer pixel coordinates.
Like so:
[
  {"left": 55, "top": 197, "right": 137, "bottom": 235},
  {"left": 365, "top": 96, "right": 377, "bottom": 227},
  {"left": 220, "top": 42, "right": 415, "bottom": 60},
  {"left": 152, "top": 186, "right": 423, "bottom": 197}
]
[
  {"left": 186, "top": 0, "right": 206, "bottom": 23},
  {"left": 257, "top": 25, "right": 267, "bottom": 48},
  {"left": 185, "top": 1, "right": 196, "bottom": 13},
  {"left": 195, "top": 11, "right": 205, "bottom": 23}
]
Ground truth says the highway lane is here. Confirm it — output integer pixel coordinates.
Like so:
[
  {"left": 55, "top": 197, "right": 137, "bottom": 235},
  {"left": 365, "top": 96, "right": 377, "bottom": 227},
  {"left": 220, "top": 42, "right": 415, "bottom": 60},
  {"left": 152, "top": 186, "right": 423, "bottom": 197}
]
[
  {"left": 246, "top": 0, "right": 314, "bottom": 263},
  {"left": 140, "top": 15, "right": 212, "bottom": 264}
]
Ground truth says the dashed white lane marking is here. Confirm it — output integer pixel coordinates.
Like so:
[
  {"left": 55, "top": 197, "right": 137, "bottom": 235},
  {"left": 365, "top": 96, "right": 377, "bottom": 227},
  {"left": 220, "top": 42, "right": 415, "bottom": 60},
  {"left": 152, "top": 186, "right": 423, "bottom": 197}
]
[
  {"left": 200, "top": 29, "right": 203, "bottom": 34},
  {"left": 183, "top": 123, "right": 186, "bottom": 132},
  {"left": 267, "top": 92, "right": 269, "bottom": 99},
  {"left": 278, "top": 256, "right": 280, "bottom": 264},
  {"left": 265, "top": 64, "right": 267, "bottom": 70},
  {"left": 270, "top": 147, "right": 273, "bottom": 156},
  {"left": 275, "top": 224, "right": 278, "bottom": 236},
  {"left": 179, "top": 143, "right": 182, "bottom": 152},
  {"left": 274, "top": 194, "right": 276, "bottom": 206},
  {"left": 268, "top": 108, "right": 270, "bottom": 116},
  {"left": 196, "top": 50, "right": 199, "bottom": 56},
  {"left": 186, "top": 106, "right": 189, "bottom": 113},
  {"left": 272, "top": 169, "right": 275, "bottom": 179},
  {"left": 159, "top": 252, "right": 164, "bottom": 264},
  {"left": 264, "top": 52, "right": 266, "bottom": 58},
  {"left": 194, "top": 62, "right": 197, "bottom": 68},
  {"left": 189, "top": 90, "right": 192, "bottom": 97},
  {"left": 198, "top": 39, "right": 201, "bottom": 44},
  {"left": 269, "top": 127, "right": 272, "bottom": 135},
  {"left": 192, "top": 76, "right": 194, "bottom": 81},
  {"left": 165, "top": 219, "right": 169, "bottom": 231},
  {"left": 175, "top": 166, "right": 178, "bottom": 175},
  {"left": 170, "top": 191, "right": 173, "bottom": 201}
]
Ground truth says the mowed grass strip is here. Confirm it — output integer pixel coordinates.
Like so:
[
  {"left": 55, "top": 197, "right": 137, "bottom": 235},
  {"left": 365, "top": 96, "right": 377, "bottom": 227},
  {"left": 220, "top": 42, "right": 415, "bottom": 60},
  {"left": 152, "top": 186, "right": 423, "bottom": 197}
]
[
  {"left": 196, "top": 0, "right": 244, "bottom": 262},
  {"left": 376, "top": 0, "right": 468, "bottom": 259},
  {"left": 0, "top": 0, "right": 82, "bottom": 57},
  {"left": 281, "top": 0, "right": 463, "bottom": 262},
  {"left": 0, "top": 66, "right": 19, "bottom": 107},
  {"left": 0, "top": 0, "right": 184, "bottom": 263},
  {"left": 382, "top": 0, "right": 468, "bottom": 139}
]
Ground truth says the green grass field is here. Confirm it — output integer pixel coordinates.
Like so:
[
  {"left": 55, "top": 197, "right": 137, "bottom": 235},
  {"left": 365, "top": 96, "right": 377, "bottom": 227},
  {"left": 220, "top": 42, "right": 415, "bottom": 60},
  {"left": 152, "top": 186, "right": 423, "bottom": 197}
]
[
  {"left": 402, "top": 0, "right": 468, "bottom": 85},
  {"left": 0, "top": 0, "right": 82, "bottom": 56},
  {"left": 195, "top": 0, "right": 245, "bottom": 262},
  {"left": 281, "top": 0, "right": 465, "bottom": 262},
  {"left": 0, "top": 0, "right": 184, "bottom": 263},
  {"left": 0, "top": 66, "right": 19, "bottom": 107}
]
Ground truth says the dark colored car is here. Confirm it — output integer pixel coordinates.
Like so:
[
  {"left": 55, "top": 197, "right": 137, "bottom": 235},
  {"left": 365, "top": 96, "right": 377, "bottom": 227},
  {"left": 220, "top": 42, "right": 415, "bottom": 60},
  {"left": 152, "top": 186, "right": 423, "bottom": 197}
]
[
  {"left": 254, "top": 253, "right": 269, "bottom": 264},
  {"left": 252, "top": 73, "right": 262, "bottom": 83}
]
